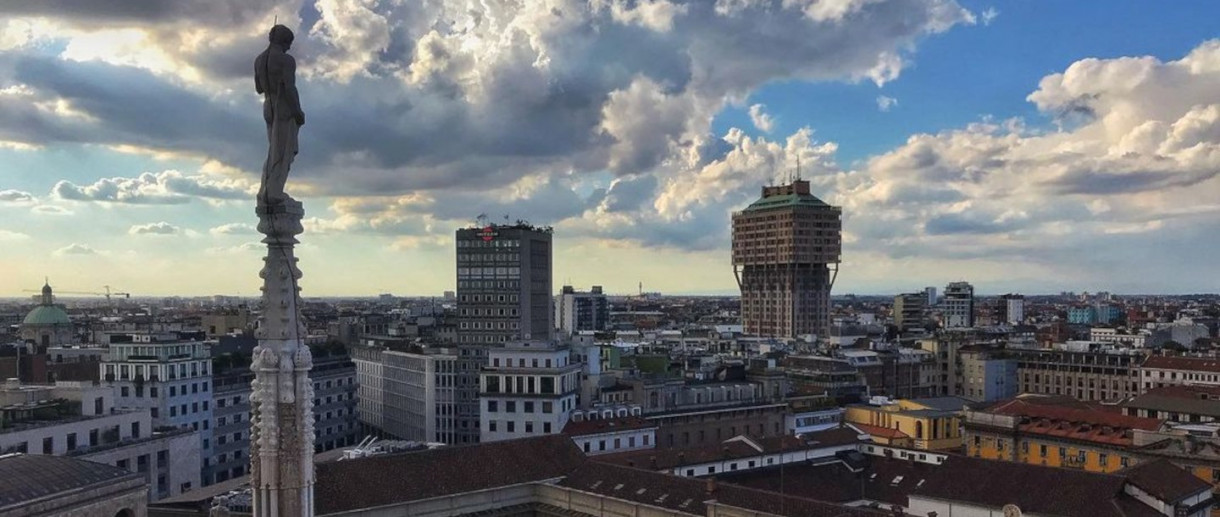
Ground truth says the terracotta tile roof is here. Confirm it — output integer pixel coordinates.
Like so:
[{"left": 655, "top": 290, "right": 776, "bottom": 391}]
[
  {"left": 314, "top": 435, "right": 586, "bottom": 515},
  {"left": 1142, "top": 355, "right": 1220, "bottom": 373},
  {"left": 1120, "top": 458, "right": 1213, "bottom": 504},
  {"left": 562, "top": 415, "right": 655, "bottom": 436},
  {"left": 983, "top": 396, "right": 1162, "bottom": 446},
  {"left": 850, "top": 422, "right": 910, "bottom": 440}
]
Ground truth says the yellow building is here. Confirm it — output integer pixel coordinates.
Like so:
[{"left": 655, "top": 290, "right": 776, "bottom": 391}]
[
  {"left": 963, "top": 395, "right": 1158, "bottom": 474},
  {"left": 843, "top": 396, "right": 966, "bottom": 451}
]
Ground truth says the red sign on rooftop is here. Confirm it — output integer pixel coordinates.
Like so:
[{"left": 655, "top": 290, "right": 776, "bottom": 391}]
[{"left": 479, "top": 226, "right": 498, "bottom": 241}]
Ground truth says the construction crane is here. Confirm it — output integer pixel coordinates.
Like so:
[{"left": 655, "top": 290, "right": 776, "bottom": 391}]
[{"left": 24, "top": 285, "right": 131, "bottom": 304}]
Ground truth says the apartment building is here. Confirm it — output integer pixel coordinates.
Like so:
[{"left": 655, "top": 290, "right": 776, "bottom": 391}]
[{"left": 479, "top": 343, "right": 581, "bottom": 442}]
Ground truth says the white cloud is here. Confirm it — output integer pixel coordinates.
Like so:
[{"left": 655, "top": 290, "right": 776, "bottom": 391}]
[
  {"left": 0, "top": 230, "right": 30, "bottom": 241},
  {"left": 876, "top": 95, "right": 898, "bottom": 112},
  {"left": 0, "top": 189, "right": 34, "bottom": 203},
  {"left": 52, "top": 170, "right": 254, "bottom": 204},
  {"left": 748, "top": 104, "right": 775, "bottom": 132},
  {"left": 128, "top": 222, "right": 180, "bottom": 235},
  {"left": 53, "top": 243, "right": 98, "bottom": 256},
  {"left": 209, "top": 223, "right": 256, "bottom": 236},
  {"left": 981, "top": 7, "right": 999, "bottom": 26},
  {"left": 31, "top": 205, "right": 73, "bottom": 215},
  {"left": 205, "top": 242, "right": 263, "bottom": 255}
]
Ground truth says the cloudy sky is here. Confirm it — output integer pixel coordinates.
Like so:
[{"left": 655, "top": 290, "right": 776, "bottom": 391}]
[{"left": 1, "top": 1, "right": 1219, "bottom": 297}]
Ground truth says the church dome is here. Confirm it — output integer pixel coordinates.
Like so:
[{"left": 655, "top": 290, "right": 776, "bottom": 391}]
[
  {"left": 23, "top": 281, "right": 71, "bottom": 327},
  {"left": 23, "top": 305, "right": 71, "bottom": 326}
]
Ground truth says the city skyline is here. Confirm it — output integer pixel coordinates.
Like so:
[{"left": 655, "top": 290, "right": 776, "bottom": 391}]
[{"left": 3, "top": 2, "right": 1220, "bottom": 297}]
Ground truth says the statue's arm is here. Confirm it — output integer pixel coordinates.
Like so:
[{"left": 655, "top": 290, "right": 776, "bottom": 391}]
[
  {"left": 254, "top": 54, "right": 266, "bottom": 94},
  {"left": 283, "top": 55, "right": 304, "bottom": 124}
]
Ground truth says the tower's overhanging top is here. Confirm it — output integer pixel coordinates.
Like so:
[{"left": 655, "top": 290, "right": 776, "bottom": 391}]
[{"left": 739, "top": 180, "right": 839, "bottom": 213}]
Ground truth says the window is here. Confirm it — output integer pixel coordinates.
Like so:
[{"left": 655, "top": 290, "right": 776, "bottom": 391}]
[
  {"left": 489, "top": 421, "right": 497, "bottom": 432},
  {"left": 524, "top": 401, "right": 534, "bottom": 413},
  {"left": 488, "top": 401, "right": 498, "bottom": 412},
  {"left": 66, "top": 433, "right": 77, "bottom": 451},
  {"left": 525, "top": 421, "right": 534, "bottom": 433},
  {"left": 121, "top": 386, "right": 130, "bottom": 397},
  {"left": 507, "top": 421, "right": 515, "bottom": 433},
  {"left": 506, "top": 401, "right": 516, "bottom": 412},
  {"left": 43, "top": 437, "right": 53, "bottom": 454},
  {"left": 542, "top": 402, "right": 553, "bottom": 414},
  {"left": 543, "top": 422, "right": 551, "bottom": 433}
]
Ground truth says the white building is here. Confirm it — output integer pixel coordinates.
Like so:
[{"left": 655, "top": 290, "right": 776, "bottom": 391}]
[
  {"left": 942, "top": 281, "right": 974, "bottom": 328},
  {"left": 0, "top": 379, "right": 201, "bottom": 500},
  {"left": 1091, "top": 327, "right": 1148, "bottom": 348},
  {"left": 351, "top": 344, "right": 385, "bottom": 434},
  {"left": 562, "top": 408, "right": 654, "bottom": 455},
  {"left": 383, "top": 348, "right": 458, "bottom": 443},
  {"left": 101, "top": 334, "right": 213, "bottom": 463},
  {"left": 480, "top": 343, "right": 581, "bottom": 443},
  {"left": 555, "top": 285, "right": 610, "bottom": 337},
  {"left": 1002, "top": 293, "right": 1024, "bottom": 325}
]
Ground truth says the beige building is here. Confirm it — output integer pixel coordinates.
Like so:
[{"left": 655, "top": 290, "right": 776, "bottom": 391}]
[{"left": 1010, "top": 346, "right": 1144, "bottom": 401}]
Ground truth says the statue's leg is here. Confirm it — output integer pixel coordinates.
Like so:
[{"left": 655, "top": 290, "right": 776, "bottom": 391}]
[
  {"left": 265, "top": 118, "right": 299, "bottom": 204},
  {"left": 259, "top": 121, "right": 274, "bottom": 203}
]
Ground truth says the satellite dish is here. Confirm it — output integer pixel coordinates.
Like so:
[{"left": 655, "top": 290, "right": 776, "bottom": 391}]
[{"left": 1002, "top": 504, "right": 1022, "bottom": 517}]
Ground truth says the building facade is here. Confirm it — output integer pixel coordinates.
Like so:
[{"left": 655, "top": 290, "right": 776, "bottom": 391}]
[
  {"left": 456, "top": 223, "right": 553, "bottom": 344},
  {"left": 942, "top": 281, "right": 974, "bottom": 328},
  {"left": 959, "top": 347, "right": 1019, "bottom": 402},
  {"left": 101, "top": 333, "right": 214, "bottom": 473},
  {"left": 479, "top": 344, "right": 580, "bottom": 442},
  {"left": 380, "top": 348, "right": 458, "bottom": 443},
  {"left": 206, "top": 350, "right": 359, "bottom": 486},
  {"left": 1001, "top": 293, "right": 1024, "bottom": 325},
  {"left": 893, "top": 292, "right": 926, "bottom": 333},
  {"left": 0, "top": 379, "right": 201, "bottom": 500},
  {"left": 731, "top": 179, "right": 842, "bottom": 339},
  {"left": 1012, "top": 346, "right": 1143, "bottom": 401},
  {"left": 555, "top": 285, "right": 609, "bottom": 337}
]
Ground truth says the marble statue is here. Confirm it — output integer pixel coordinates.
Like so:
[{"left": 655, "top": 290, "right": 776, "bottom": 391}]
[{"left": 255, "top": 24, "right": 305, "bottom": 207}]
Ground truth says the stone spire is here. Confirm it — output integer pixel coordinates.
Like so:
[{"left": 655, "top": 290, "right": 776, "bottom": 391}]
[
  {"left": 249, "top": 200, "right": 315, "bottom": 517},
  {"left": 41, "top": 279, "right": 52, "bottom": 306}
]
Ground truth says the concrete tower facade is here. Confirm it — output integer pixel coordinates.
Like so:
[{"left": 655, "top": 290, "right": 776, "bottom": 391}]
[
  {"left": 248, "top": 201, "right": 315, "bottom": 517},
  {"left": 732, "top": 180, "right": 842, "bottom": 339},
  {"left": 455, "top": 222, "right": 554, "bottom": 344}
]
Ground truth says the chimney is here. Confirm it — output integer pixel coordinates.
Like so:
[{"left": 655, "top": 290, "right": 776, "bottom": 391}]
[{"left": 706, "top": 476, "right": 717, "bottom": 495}]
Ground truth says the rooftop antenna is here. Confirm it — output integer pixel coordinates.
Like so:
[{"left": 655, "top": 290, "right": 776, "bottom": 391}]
[{"left": 796, "top": 154, "right": 802, "bottom": 182}]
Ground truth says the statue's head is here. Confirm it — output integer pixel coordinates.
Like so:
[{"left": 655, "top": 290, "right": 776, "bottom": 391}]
[{"left": 269, "top": 24, "right": 294, "bottom": 50}]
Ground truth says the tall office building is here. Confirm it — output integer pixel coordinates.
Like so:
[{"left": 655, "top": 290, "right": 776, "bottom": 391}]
[
  {"left": 924, "top": 286, "right": 937, "bottom": 307},
  {"left": 893, "top": 292, "right": 927, "bottom": 333},
  {"left": 1001, "top": 293, "right": 1025, "bottom": 325},
  {"left": 455, "top": 222, "right": 554, "bottom": 344},
  {"left": 943, "top": 281, "right": 975, "bottom": 328},
  {"left": 732, "top": 179, "right": 842, "bottom": 338},
  {"left": 555, "top": 285, "right": 610, "bottom": 337}
]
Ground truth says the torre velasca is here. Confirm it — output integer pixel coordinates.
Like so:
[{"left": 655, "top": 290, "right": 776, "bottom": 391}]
[{"left": 732, "top": 179, "right": 842, "bottom": 339}]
